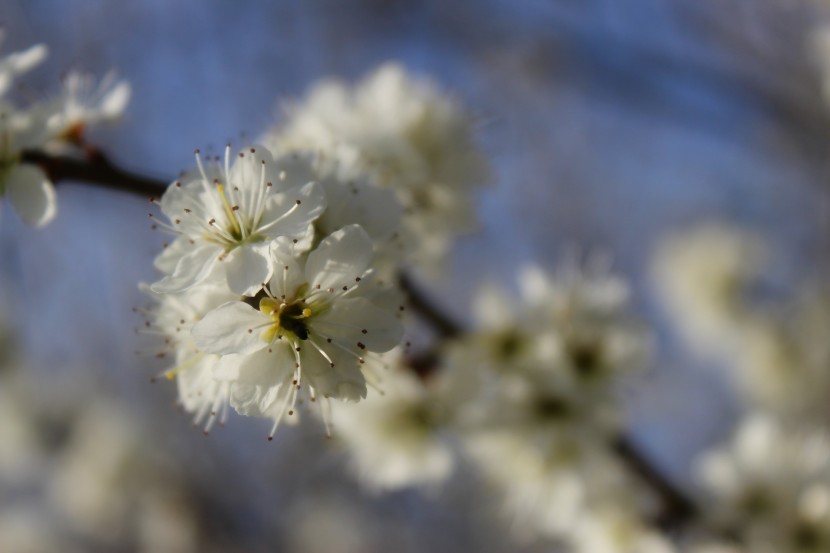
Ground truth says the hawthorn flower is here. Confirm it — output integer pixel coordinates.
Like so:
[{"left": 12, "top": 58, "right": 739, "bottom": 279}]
[
  {"left": 150, "top": 146, "right": 326, "bottom": 296},
  {"left": 698, "top": 414, "right": 830, "bottom": 553},
  {"left": 46, "top": 71, "right": 131, "bottom": 141},
  {"left": 191, "top": 225, "right": 403, "bottom": 437},
  {"left": 266, "top": 62, "right": 488, "bottom": 265},
  {"left": 0, "top": 39, "right": 130, "bottom": 228},
  {"left": 266, "top": 152, "right": 404, "bottom": 248},
  {"left": 332, "top": 360, "right": 454, "bottom": 491}
]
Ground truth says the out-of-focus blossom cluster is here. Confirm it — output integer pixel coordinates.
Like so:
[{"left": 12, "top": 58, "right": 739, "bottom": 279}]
[
  {"left": 0, "top": 312, "right": 204, "bottom": 553},
  {"left": 0, "top": 33, "right": 130, "bottom": 227},
  {"left": 653, "top": 222, "right": 830, "bottom": 553},
  {"left": 439, "top": 263, "right": 660, "bottom": 549},
  {"left": 329, "top": 261, "right": 661, "bottom": 551},
  {"left": 264, "top": 63, "right": 489, "bottom": 268},
  {"left": 653, "top": 222, "right": 830, "bottom": 421}
]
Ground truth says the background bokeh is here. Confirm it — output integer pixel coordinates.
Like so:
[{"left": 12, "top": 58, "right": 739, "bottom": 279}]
[{"left": 1, "top": 1, "right": 829, "bottom": 551}]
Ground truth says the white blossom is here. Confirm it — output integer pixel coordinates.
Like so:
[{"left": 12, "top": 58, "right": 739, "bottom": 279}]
[
  {"left": 191, "top": 225, "right": 404, "bottom": 437},
  {"left": 266, "top": 62, "right": 488, "bottom": 266},
  {"left": 0, "top": 38, "right": 130, "bottom": 228},
  {"left": 651, "top": 223, "right": 765, "bottom": 361},
  {"left": 332, "top": 358, "right": 454, "bottom": 491},
  {"left": 46, "top": 70, "right": 131, "bottom": 140},
  {"left": 442, "top": 263, "right": 651, "bottom": 540},
  {"left": 698, "top": 414, "right": 830, "bottom": 553},
  {"left": 0, "top": 35, "right": 47, "bottom": 98},
  {"left": 569, "top": 508, "right": 676, "bottom": 553},
  {"left": 150, "top": 146, "right": 327, "bottom": 296}
]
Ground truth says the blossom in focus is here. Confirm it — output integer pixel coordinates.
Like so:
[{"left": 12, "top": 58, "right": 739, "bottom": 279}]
[
  {"left": 191, "top": 225, "right": 404, "bottom": 437},
  {"left": 265, "top": 62, "right": 489, "bottom": 266},
  {"left": 697, "top": 414, "right": 830, "bottom": 553},
  {"left": 150, "top": 146, "right": 326, "bottom": 296}
]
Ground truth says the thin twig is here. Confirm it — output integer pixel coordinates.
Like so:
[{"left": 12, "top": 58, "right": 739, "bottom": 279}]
[
  {"left": 398, "top": 271, "right": 463, "bottom": 338},
  {"left": 20, "top": 148, "right": 168, "bottom": 198},
  {"left": 615, "top": 435, "right": 699, "bottom": 530}
]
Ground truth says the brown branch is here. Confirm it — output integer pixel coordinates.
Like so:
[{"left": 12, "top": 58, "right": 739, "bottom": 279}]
[
  {"left": 20, "top": 148, "right": 168, "bottom": 199},
  {"left": 398, "top": 271, "right": 463, "bottom": 339},
  {"left": 614, "top": 436, "right": 698, "bottom": 530}
]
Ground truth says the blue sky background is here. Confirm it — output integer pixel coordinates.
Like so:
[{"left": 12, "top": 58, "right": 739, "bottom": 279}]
[{"left": 1, "top": 1, "right": 829, "bottom": 551}]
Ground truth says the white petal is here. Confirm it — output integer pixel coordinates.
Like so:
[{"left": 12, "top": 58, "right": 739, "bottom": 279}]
[
  {"left": 305, "top": 224, "right": 373, "bottom": 291},
  {"left": 151, "top": 244, "right": 220, "bottom": 294},
  {"left": 260, "top": 181, "right": 326, "bottom": 238},
  {"left": 152, "top": 238, "right": 189, "bottom": 274},
  {"left": 229, "top": 144, "right": 278, "bottom": 196},
  {"left": 0, "top": 44, "right": 47, "bottom": 96},
  {"left": 318, "top": 176, "right": 402, "bottom": 240},
  {"left": 224, "top": 242, "right": 272, "bottom": 296},
  {"left": 5, "top": 165, "right": 56, "bottom": 228},
  {"left": 268, "top": 238, "right": 306, "bottom": 300},
  {"left": 227, "top": 347, "right": 296, "bottom": 417},
  {"left": 300, "top": 345, "right": 366, "bottom": 401},
  {"left": 192, "top": 301, "right": 270, "bottom": 355},
  {"left": 99, "top": 81, "right": 131, "bottom": 119},
  {"left": 312, "top": 297, "right": 403, "bottom": 352}
]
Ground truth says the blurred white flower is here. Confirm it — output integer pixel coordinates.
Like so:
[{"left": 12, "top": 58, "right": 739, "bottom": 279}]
[
  {"left": 441, "top": 262, "right": 651, "bottom": 540},
  {"left": 150, "top": 145, "right": 326, "bottom": 295},
  {"left": 48, "top": 400, "right": 199, "bottom": 553},
  {"left": 0, "top": 507, "right": 67, "bottom": 553},
  {"left": 46, "top": 71, "right": 131, "bottom": 141},
  {"left": 698, "top": 413, "right": 830, "bottom": 553},
  {"left": 0, "top": 36, "right": 47, "bottom": 98},
  {"left": 191, "top": 225, "right": 404, "bottom": 437},
  {"left": 0, "top": 39, "right": 130, "bottom": 228},
  {"left": 651, "top": 222, "right": 765, "bottom": 361},
  {"left": 569, "top": 507, "right": 676, "bottom": 553},
  {"left": 728, "top": 283, "right": 830, "bottom": 422},
  {"left": 332, "top": 359, "right": 454, "bottom": 491},
  {"left": 266, "top": 62, "right": 488, "bottom": 267}
]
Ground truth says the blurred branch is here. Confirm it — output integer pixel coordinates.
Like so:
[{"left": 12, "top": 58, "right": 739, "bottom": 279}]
[
  {"left": 615, "top": 436, "right": 699, "bottom": 529},
  {"left": 398, "top": 271, "right": 463, "bottom": 339},
  {"left": 20, "top": 148, "right": 168, "bottom": 199}
]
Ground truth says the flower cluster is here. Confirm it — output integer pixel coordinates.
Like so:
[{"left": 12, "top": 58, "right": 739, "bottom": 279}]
[
  {"left": 695, "top": 414, "right": 830, "bottom": 553},
  {"left": 653, "top": 222, "right": 830, "bottom": 421},
  {"left": 440, "top": 263, "right": 655, "bottom": 545},
  {"left": 263, "top": 63, "right": 489, "bottom": 269},
  {"left": 653, "top": 222, "right": 830, "bottom": 552},
  {"left": 146, "top": 144, "right": 405, "bottom": 437},
  {"left": 0, "top": 34, "right": 130, "bottom": 227}
]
